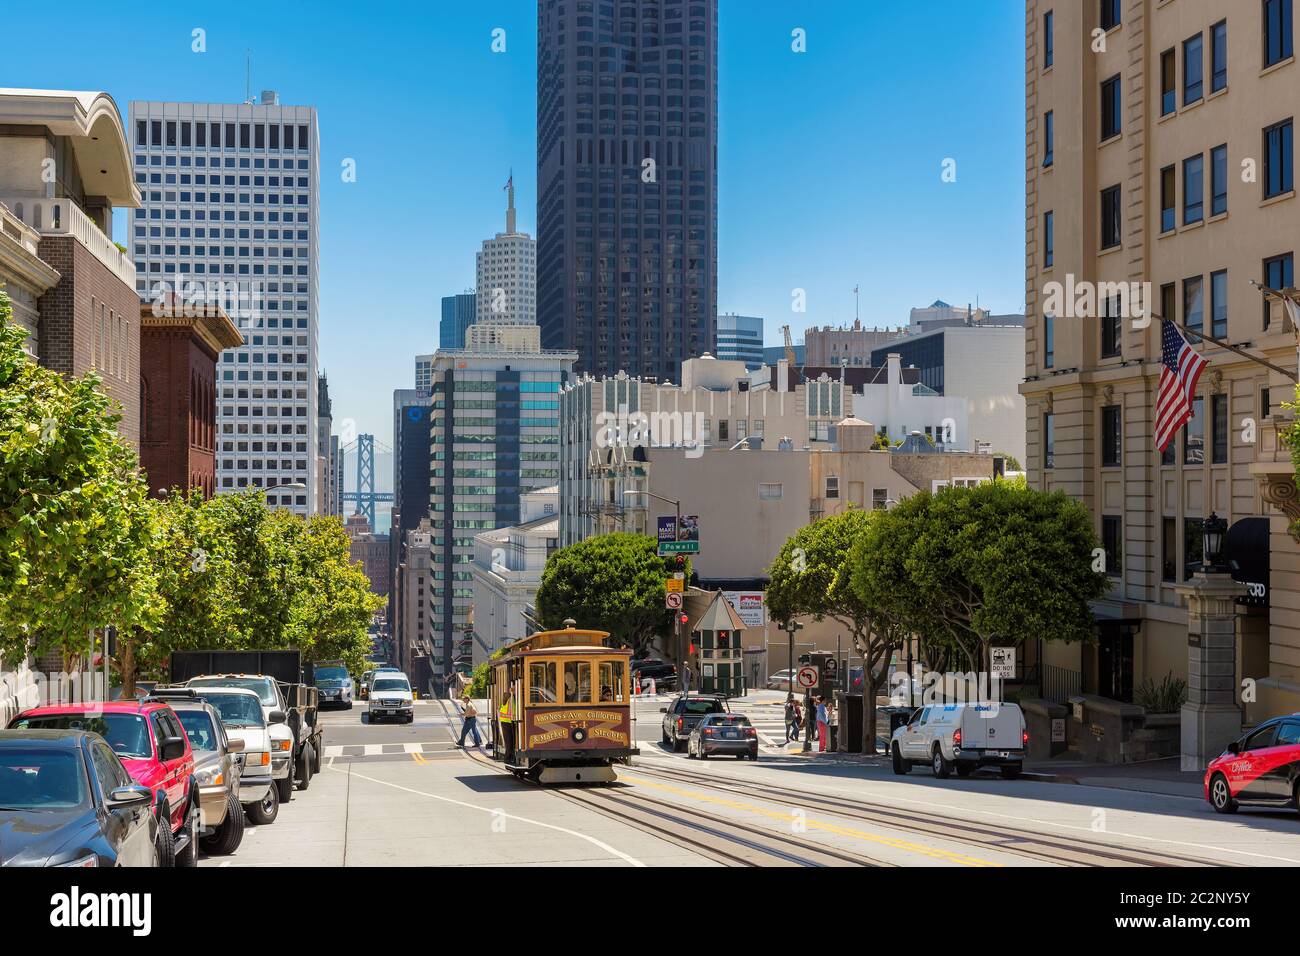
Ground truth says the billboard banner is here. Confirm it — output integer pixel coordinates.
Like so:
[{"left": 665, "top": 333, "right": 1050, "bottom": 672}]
[{"left": 723, "top": 591, "right": 766, "bottom": 628}]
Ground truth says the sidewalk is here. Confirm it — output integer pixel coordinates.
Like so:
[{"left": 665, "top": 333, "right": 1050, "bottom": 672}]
[{"left": 1023, "top": 755, "right": 1205, "bottom": 799}]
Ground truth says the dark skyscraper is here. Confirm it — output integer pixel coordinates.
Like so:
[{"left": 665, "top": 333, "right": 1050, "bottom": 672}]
[{"left": 537, "top": 0, "right": 717, "bottom": 381}]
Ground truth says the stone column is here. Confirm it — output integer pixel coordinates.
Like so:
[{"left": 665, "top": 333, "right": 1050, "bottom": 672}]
[{"left": 1175, "top": 573, "right": 1245, "bottom": 771}]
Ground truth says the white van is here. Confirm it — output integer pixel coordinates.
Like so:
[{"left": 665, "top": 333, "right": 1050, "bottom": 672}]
[{"left": 890, "top": 701, "right": 1027, "bottom": 779}]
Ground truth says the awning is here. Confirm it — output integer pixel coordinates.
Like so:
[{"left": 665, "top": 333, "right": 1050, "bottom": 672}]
[{"left": 1228, "top": 517, "right": 1269, "bottom": 606}]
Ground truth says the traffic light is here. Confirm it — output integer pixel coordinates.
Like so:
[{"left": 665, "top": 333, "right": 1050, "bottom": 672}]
[
  {"left": 674, "top": 555, "right": 686, "bottom": 572},
  {"left": 678, "top": 614, "right": 689, "bottom": 625}
]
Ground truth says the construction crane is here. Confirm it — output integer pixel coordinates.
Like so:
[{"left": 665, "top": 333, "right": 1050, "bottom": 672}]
[{"left": 780, "top": 324, "right": 795, "bottom": 365}]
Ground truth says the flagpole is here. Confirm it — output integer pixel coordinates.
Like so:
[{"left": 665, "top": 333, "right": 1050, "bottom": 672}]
[{"left": 1148, "top": 311, "right": 1295, "bottom": 379}]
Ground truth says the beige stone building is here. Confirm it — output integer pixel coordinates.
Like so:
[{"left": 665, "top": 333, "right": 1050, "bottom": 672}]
[{"left": 1022, "top": 0, "right": 1299, "bottom": 714}]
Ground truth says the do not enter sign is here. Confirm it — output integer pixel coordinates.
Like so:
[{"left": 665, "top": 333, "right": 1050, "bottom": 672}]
[{"left": 796, "top": 666, "right": 819, "bottom": 689}]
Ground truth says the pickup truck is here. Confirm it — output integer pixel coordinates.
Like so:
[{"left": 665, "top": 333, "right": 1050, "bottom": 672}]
[
  {"left": 171, "top": 650, "right": 323, "bottom": 805},
  {"left": 660, "top": 694, "right": 730, "bottom": 752}
]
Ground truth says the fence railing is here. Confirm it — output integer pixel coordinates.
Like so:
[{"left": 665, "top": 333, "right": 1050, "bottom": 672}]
[{"left": 1042, "top": 664, "right": 1083, "bottom": 703}]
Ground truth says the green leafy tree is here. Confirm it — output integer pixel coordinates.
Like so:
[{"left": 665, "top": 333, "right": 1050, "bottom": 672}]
[
  {"left": 534, "top": 532, "right": 676, "bottom": 655},
  {"left": 0, "top": 290, "right": 160, "bottom": 671},
  {"left": 768, "top": 507, "right": 900, "bottom": 748}
]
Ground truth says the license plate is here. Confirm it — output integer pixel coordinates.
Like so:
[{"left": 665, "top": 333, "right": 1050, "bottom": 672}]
[
  {"left": 375, "top": 710, "right": 389, "bottom": 715},
  {"left": 996, "top": 751, "right": 1009, "bottom": 757},
  {"left": 723, "top": 731, "right": 738, "bottom": 738}
]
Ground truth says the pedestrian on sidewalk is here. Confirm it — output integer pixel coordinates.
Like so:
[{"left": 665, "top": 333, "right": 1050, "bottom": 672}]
[
  {"left": 815, "top": 696, "right": 829, "bottom": 752},
  {"left": 457, "top": 695, "right": 482, "bottom": 748},
  {"left": 784, "top": 694, "right": 799, "bottom": 742},
  {"left": 791, "top": 698, "right": 804, "bottom": 742}
]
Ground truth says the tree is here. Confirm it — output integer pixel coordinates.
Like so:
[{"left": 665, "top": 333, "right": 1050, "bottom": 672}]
[
  {"left": 534, "top": 532, "right": 676, "bottom": 654},
  {"left": 994, "top": 451, "right": 1023, "bottom": 472},
  {"left": 0, "top": 290, "right": 161, "bottom": 672},
  {"left": 768, "top": 507, "right": 900, "bottom": 750}
]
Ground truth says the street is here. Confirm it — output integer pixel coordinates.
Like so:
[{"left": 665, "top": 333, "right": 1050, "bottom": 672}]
[{"left": 207, "top": 693, "right": 1300, "bottom": 868}]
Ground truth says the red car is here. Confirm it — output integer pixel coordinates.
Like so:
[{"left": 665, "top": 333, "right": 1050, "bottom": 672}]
[
  {"left": 1205, "top": 715, "right": 1300, "bottom": 815},
  {"left": 8, "top": 699, "right": 199, "bottom": 865}
]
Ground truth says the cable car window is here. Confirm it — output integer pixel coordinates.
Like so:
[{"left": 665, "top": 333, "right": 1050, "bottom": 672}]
[
  {"left": 599, "top": 660, "right": 625, "bottom": 702},
  {"left": 529, "top": 661, "right": 557, "bottom": 703},
  {"left": 563, "top": 661, "right": 592, "bottom": 704}
]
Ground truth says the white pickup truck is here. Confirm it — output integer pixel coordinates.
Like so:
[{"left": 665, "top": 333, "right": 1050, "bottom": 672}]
[{"left": 890, "top": 701, "right": 1027, "bottom": 779}]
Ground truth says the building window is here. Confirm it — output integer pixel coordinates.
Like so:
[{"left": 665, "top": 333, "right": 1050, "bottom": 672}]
[
  {"left": 1263, "top": 253, "right": 1294, "bottom": 329},
  {"left": 872, "top": 488, "right": 889, "bottom": 510},
  {"left": 1184, "top": 275, "right": 1204, "bottom": 333},
  {"left": 1044, "top": 413, "right": 1055, "bottom": 470},
  {"left": 1100, "top": 0, "right": 1121, "bottom": 31},
  {"left": 1100, "top": 185, "right": 1122, "bottom": 249},
  {"left": 1183, "top": 154, "right": 1204, "bottom": 225},
  {"left": 1162, "top": 516, "right": 1178, "bottom": 582},
  {"left": 1184, "top": 33, "right": 1204, "bottom": 105},
  {"left": 1160, "top": 165, "right": 1176, "bottom": 233},
  {"left": 758, "top": 482, "right": 782, "bottom": 500},
  {"left": 136, "top": 120, "right": 146, "bottom": 146},
  {"left": 1101, "top": 74, "right": 1122, "bottom": 140},
  {"left": 1184, "top": 516, "right": 1205, "bottom": 580},
  {"left": 1211, "top": 20, "right": 1228, "bottom": 92},
  {"left": 1211, "top": 393, "right": 1229, "bottom": 464},
  {"left": 1210, "top": 269, "right": 1228, "bottom": 338},
  {"left": 1184, "top": 396, "right": 1205, "bottom": 465},
  {"left": 1265, "top": 0, "right": 1294, "bottom": 68},
  {"left": 1264, "top": 119, "right": 1294, "bottom": 199},
  {"left": 1102, "top": 516, "right": 1123, "bottom": 577},
  {"left": 1044, "top": 211, "right": 1054, "bottom": 267},
  {"left": 1101, "top": 405, "right": 1122, "bottom": 466},
  {"left": 1102, "top": 296, "right": 1122, "bottom": 358},
  {"left": 1160, "top": 49, "right": 1176, "bottom": 116},
  {"left": 1043, "top": 111, "right": 1054, "bottom": 167},
  {"left": 1263, "top": 386, "right": 1273, "bottom": 418},
  {"left": 1044, "top": 10, "right": 1054, "bottom": 68},
  {"left": 1211, "top": 144, "right": 1228, "bottom": 216},
  {"left": 1044, "top": 314, "right": 1054, "bottom": 368},
  {"left": 717, "top": 419, "right": 728, "bottom": 442},
  {"left": 825, "top": 476, "right": 839, "bottom": 500}
]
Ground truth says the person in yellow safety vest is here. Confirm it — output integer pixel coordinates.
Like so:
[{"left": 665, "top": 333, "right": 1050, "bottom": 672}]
[{"left": 499, "top": 691, "right": 516, "bottom": 761}]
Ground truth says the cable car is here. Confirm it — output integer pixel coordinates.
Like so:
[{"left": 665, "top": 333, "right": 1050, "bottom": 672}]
[{"left": 488, "top": 623, "right": 638, "bottom": 784}]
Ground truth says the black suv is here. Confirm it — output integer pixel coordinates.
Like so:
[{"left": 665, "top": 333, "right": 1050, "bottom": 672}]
[
  {"left": 632, "top": 659, "right": 678, "bottom": 692},
  {"left": 661, "top": 694, "right": 729, "bottom": 751}
]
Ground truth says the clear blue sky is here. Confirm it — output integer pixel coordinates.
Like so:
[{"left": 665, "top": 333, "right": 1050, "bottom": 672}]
[{"left": 6, "top": 0, "right": 1025, "bottom": 449}]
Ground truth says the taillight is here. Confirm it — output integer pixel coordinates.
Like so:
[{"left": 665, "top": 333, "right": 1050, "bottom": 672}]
[
  {"left": 676, "top": 717, "right": 683, "bottom": 731},
  {"left": 745, "top": 727, "right": 757, "bottom": 737},
  {"left": 953, "top": 729, "right": 962, "bottom": 747},
  {"left": 1023, "top": 730, "right": 1029, "bottom": 746},
  {"left": 704, "top": 727, "right": 715, "bottom": 736}
]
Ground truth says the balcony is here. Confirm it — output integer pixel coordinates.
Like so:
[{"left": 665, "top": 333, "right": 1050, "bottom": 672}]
[
  {"left": 0, "top": 196, "right": 136, "bottom": 289},
  {"left": 1250, "top": 414, "right": 1300, "bottom": 536}
]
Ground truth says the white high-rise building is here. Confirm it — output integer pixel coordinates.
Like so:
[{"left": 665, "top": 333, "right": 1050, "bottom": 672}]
[
  {"left": 475, "top": 176, "right": 535, "bottom": 326},
  {"left": 128, "top": 92, "right": 321, "bottom": 515}
]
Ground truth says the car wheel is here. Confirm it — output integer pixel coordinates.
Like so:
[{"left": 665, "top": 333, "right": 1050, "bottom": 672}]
[
  {"left": 175, "top": 803, "right": 200, "bottom": 868},
  {"left": 275, "top": 774, "right": 294, "bottom": 804},
  {"left": 673, "top": 739, "right": 685, "bottom": 753},
  {"left": 932, "top": 747, "right": 952, "bottom": 779},
  {"left": 956, "top": 763, "right": 974, "bottom": 778},
  {"left": 246, "top": 785, "right": 279, "bottom": 826},
  {"left": 311, "top": 740, "right": 323, "bottom": 774},
  {"left": 346, "top": 701, "right": 354, "bottom": 711},
  {"left": 155, "top": 803, "right": 177, "bottom": 867},
  {"left": 297, "top": 747, "right": 313, "bottom": 791},
  {"left": 1209, "top": 773, "right": 1237, "bottom": 814},
  {"left": 1000, "top": 764, "right": 1022, "bottom": 780},
  {"left": 891, "top": 743, "right": 911, "bottom": 775},
  {"left": 201, "top": 791, "right": 246, "bottom": 855},
  {"left": 661, "top": 729, "right": 671, "bottom": 748}
]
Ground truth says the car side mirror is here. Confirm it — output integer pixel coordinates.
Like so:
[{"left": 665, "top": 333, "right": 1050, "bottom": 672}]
[
  {"left": 1227, "top": 740, "right": 1241, "bottom": 755},
  {"left": 268, "top": 709, "right": 286, "bottom": 724},
  {"left": 659, "top": 707, "right": 668, "bottom": 713},
  {"left": 106, "top": 785, "right": 153, "bottom": 811},
  {"left": 226, "top": 735, "right": 246, "bottom": 753},
  {"left": 161, "top": 736, "right": 186, "bottom": 761}
]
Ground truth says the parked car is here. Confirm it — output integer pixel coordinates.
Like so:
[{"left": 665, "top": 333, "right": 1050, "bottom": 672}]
[
  {"left": 369, "top": 674, "right": 414, "bottom": 724},
  {"left": 766, "top": 669, "right": 798, "bottom": 691},
  {"left": 660, "top": 694, "right": 730, "bottom": 752},
  {"left": 1205, "top": 715, "right": 1300, "bottom": 815},
  {"left": 687, "top": 713, "right": 758, "bottom": 760},
  {"left": 359, "top": 670, "right": 375, "bottom": 700},
  {"left": 8, "top": 699, "right": 200, "bottom": 866},
  {"left": 150, "top": 689, "right": 247, "bottom": 855},
  {"left": 890, "top": 702, "right": 1027, "bottom": 779},
  {"left": 192, "top": 687, "right": 279, "bottom": 826},
  {"left": 0, "top": 729, "right": 159, "bottom": 867},
  {"left": 314, "top": 661, "right": 354, "bottom": 710},
  {"left": 632, "top": 659, "right": 677, "bottom": 692}
]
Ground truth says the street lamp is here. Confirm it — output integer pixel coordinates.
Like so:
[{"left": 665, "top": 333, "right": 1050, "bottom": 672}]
[
  {"left": 264, "top": 482, "right": 306, "bottom": 494},
  {"left": 624, "top": 489, "right": 686, "bottom": 682},
  {"left": 1203, "top": 512, "right": 1228, "bottom": 573},
  {"left": 622, "top": 488, "right": 681, "bottom": 540}
]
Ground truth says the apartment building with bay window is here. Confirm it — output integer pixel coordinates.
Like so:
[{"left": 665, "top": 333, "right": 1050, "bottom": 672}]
[
  {"left": 128, "top": 92, "right": 321, "bottom": 514},
  {"left": 1022, "top": 0, "right": 1299, "bottom": 713}
]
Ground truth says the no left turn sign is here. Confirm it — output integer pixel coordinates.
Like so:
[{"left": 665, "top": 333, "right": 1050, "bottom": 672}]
[{"left": 796, "top": 666, "right": 819, "bottom": 689}]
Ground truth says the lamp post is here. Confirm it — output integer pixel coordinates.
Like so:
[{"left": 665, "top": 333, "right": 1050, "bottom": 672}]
[
  {"left": 624, "top": 489, "right": 686, "bottom": 681},
  {"left": 1202, "top": 512, "right": 1228, "bottom": 573}
]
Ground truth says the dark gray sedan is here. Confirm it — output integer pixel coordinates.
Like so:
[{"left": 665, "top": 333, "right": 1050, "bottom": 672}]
[{"left": 687, "top": 713, "right": 759, "bottom": 761}]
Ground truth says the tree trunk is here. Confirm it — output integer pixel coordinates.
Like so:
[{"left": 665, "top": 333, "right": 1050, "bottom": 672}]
[{"left": 120, "top": 638, "right": 137, "bottom": 699}]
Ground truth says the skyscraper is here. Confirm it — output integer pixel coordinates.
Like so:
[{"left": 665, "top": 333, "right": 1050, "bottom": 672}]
[
  {"left": 715, "top": 313, "right": 764, "bottom": 369},
  {"left": 476, "top": 179, "right": 535, "bottom": 326},
  {"left": 537, "top": 0, "right": 718, "bottom": 381},
  {"left": 439, "top": 291, "right": 476, "bottom": 350},
  {"left": 129, "top": 91, "right": 321, "bottom": 514}
]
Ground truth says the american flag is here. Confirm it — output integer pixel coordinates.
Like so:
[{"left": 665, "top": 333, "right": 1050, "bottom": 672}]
[{"left": 1155, "top": 320, "right": 1208, "bottom": 453}]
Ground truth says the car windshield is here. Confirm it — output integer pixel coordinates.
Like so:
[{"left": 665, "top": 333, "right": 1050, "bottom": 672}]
[
  {"left": 681, "top": 698, "right": 725, "bottom": 715},
  {"left": 706, "top": 714, "right": 751, "bottom": 726},
  {"left": 189, "top": 677, "right": 277, "bottom": 706},
  {"left": 315, "top": 666, "right": 348, "bottom": 683},
  {"left": 201, "top": 694, "right": 266, "bottom": 728},
  {"left": 373, "top": 679, "right": 409, "bottom": 692},
  {"left": 11, "top": 713, "right": 151, "bottom": 759},
  {"left": 175, "top": 710, "right": 219, "bottom": 752},
  {"left": 0, "top": 750, "right": 88, "bottom": 810}
]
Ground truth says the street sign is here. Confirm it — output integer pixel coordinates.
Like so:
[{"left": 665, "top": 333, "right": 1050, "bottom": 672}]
[
  {"left": 665, "top": 578, "right": 684, "bottom": 593},
  {"left": 796, "top": 666, "right": 819, "bottom": 689},
  {"left": 657, "top": 516, "right": 677, "bottom": 543},
  {"left": 666, "top": 592, "right": 683, "bottom": 609},
  {"left": 658, "top": 540, "right": 700, "bottom": 555},
  {"left": 990, "top": 647, "right": 1016, "bottom": 679}
]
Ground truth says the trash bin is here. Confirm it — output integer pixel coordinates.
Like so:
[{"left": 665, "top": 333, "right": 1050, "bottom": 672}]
[
  {"left": 835, "top": 692, "right": 863, "bottom": 752},
  {"left": 878, "top": 705, "right": 916, "bottom": 755}
]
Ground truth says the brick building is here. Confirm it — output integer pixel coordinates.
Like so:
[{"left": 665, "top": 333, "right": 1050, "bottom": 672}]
[
  {"left": 0, "top": 88, "right": 142, "bottom": 444},
  {"left": 139, "top": 299, "right": 242, "bottom": 497},
  {"left": 345, "top": 512, "right": 391, "bottom": 597}
]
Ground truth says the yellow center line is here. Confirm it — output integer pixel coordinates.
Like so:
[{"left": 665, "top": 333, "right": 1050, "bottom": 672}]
[
  {"left": 411, "top": 752, "right": 427, "bottom": 765},
  {"left": 620, "top": 772, "right": 1002, "bottom": 868}
]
